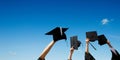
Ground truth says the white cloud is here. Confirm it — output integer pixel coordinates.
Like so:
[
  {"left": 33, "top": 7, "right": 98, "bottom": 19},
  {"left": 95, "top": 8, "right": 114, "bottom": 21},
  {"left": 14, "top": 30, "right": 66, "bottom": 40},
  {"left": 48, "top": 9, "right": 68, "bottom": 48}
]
[{"left": 101, "top": 18, "right": 109, "bottom": 25}]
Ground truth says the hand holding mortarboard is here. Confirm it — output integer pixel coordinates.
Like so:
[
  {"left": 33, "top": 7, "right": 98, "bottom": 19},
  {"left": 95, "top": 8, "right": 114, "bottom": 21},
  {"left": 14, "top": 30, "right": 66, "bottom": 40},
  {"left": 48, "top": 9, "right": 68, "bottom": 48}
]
[
  {"left": 98, "top": 35, "right": 120, "bottom": 60},
  {"left": 85, "top": 38, "right": 96, "bottom": 60},
  {"left": 38, "top": 27, "right": 68, "bottom": 60},
  {"left": 98, "top": 35, "right": 114, "bottom": 48},
  {"left": 86, "top": 31, "right": 97, "bottom": 50},
  {"left": 70, "top": 36, "right": 81, "bottom": 50},
  {"left": 68, "top": 36, "right": 81, "bottom": 60}
]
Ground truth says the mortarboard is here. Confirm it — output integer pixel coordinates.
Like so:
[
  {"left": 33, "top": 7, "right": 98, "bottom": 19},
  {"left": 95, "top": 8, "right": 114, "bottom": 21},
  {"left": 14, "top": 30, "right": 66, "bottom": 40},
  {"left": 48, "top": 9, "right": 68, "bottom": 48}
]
[
  {"left": 70, "top": 36, "right": 81, "bottom": 50},
  {"left": 45, "top": 27, "right": 68, "bottom": 42},
  {"left": 86, "top": 31, "right": 98, "bottom": 42},
  {"left": 98, "top": 35, "right": 107, "bottom": 45}
]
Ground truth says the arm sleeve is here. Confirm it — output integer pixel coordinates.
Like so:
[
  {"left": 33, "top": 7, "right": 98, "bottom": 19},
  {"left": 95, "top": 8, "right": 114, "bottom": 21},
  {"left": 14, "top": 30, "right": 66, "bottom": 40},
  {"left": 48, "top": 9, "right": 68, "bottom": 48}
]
[{"left": 110, "top": 48, "right": 117, "bottom": 55}]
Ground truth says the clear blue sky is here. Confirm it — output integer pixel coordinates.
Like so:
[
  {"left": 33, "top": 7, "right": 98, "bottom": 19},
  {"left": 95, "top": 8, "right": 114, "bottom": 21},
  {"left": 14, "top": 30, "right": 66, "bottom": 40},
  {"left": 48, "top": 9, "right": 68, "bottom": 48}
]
[{"left": 0, "top": 0, "right": 120, "bottom": 60}]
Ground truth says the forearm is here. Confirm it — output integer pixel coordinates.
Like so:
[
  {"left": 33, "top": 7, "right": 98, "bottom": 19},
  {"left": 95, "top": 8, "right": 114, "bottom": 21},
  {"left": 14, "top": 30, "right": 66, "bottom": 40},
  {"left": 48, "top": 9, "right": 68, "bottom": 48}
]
[
  {"left": 107, "top": 40, "right": 113, "bottom": 48},
  {"left": 85, "top": 39, "right": 89, "bottom": 53},
  {"left": 106, "top": 40, "right": 118, "bottom": 55},
  {"left": 85, "top": 42, "right": 89, "bottom": 53},
  {"left": 39, "top": 40, "right": 55, "bottom": 59},
  {"left": 68, "top": 47, "right": 74, "bottom": 60}
]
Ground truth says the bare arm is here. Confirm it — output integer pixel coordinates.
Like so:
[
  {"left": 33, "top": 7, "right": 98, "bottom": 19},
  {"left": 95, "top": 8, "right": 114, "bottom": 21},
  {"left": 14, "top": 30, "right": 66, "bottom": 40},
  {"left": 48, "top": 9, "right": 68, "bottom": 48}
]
[
  {"left": 39, "top": 40, "right": 56, "bottom": 59},
  {"left": 106, "top": 40, "right": 118, "bottom": 55},
  {"left": 107, "top": 40, "right": 113, "bottom": 48},
  {"left": 85, "top": 38, "right": 89, "bottom": 53},
  {"left": 68, "top": 46, "right": 74, "bottom": 60}
]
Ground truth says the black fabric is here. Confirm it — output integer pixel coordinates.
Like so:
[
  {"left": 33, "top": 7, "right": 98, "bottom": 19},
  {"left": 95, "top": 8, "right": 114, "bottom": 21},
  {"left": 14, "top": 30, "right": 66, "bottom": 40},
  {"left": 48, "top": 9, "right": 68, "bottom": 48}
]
[
  {"left": 111, "top": 49, "right": 120, "bottom": 60},
  {"left": 77, "top": 40, "right": 81, "bottom": 47},
  {"left": 98, "top": 35, "right": 107, "bottom": 45},
  {"left": 38, "top": 57, "right": 45, "bottom": 60},
  {"left": 45, "top": 27, "right": 68, "bottom": 41},
  {"left": 85, "top": 52, "right": 95, "bottom": 60}
]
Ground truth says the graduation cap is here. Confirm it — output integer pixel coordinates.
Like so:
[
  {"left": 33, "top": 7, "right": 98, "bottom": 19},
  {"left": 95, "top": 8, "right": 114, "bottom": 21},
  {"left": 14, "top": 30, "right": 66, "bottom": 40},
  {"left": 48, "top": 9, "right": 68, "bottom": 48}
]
[
  {"left": 98, "top": 35, "right": 107, "bottom": 45},
  {"left": 45, "top": 27, "right": 68, "bottom": 42},
  {"left": 70, "top": 36, "right": 81, "bottom": 50},
  {"left": 86, "top": 31, "right": 98, "bottom": 42}
]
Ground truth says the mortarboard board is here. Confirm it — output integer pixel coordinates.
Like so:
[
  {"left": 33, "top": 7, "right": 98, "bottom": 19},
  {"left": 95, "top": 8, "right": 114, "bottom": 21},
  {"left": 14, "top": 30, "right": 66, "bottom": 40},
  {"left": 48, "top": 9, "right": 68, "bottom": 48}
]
[
  {"left": 98, "top": 35, "right": 107, "bottom": 45},
  {"left": 70, "top": 36, "right": 81, "bottom": 50},
  {"left": 45, "top": 27, "right": 68, "bottom": 42},
  {"left": 86, "top": 31, "right": 98, "bottom": 42}
]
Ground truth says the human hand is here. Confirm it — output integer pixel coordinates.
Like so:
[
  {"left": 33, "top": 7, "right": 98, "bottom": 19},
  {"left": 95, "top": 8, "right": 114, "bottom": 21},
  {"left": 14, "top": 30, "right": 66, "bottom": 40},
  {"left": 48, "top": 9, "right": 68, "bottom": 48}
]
[
  {"left": 86, "top": 38, "right": 90, "bottom": 43},
  {"left": 70, "top": 46, "right": 74, "bottom": 51}
]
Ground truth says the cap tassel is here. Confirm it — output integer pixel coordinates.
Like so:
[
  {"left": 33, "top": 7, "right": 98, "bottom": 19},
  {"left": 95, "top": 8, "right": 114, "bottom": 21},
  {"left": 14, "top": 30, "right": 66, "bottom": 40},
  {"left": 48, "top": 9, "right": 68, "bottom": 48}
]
[{"left": 90, "top": 43, "right": 96, "bottom": 50}]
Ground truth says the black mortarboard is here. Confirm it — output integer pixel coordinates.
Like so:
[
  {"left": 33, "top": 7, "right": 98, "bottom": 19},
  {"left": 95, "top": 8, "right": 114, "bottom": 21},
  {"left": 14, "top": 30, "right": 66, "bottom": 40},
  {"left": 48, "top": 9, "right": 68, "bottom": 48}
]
[
  {"left": 45, "top": 27, "right": 68, "bottom": 41},
  {"left": 70, "top": 36, "right": 81, "bottom": 50},
  {"left": 98, "top": 35, "right": 107, "bottom": 45},
  {"left": 86, "top": 31, "right": 98, "bottom": 42}
]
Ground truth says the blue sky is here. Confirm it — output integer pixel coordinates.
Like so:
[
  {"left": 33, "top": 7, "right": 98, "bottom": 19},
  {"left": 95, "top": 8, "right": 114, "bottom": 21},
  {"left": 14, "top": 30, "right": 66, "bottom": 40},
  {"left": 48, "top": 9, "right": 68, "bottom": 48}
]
[{"left": 0, "top": 0, "right": 120, "bottom": 60}]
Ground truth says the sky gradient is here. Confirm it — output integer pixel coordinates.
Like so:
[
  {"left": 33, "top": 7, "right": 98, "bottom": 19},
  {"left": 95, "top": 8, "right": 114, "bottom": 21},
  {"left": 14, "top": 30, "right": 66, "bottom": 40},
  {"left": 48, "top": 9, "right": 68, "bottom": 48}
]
[{"left": 0, "top": 0, "right": 120, "bottom": 60}]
